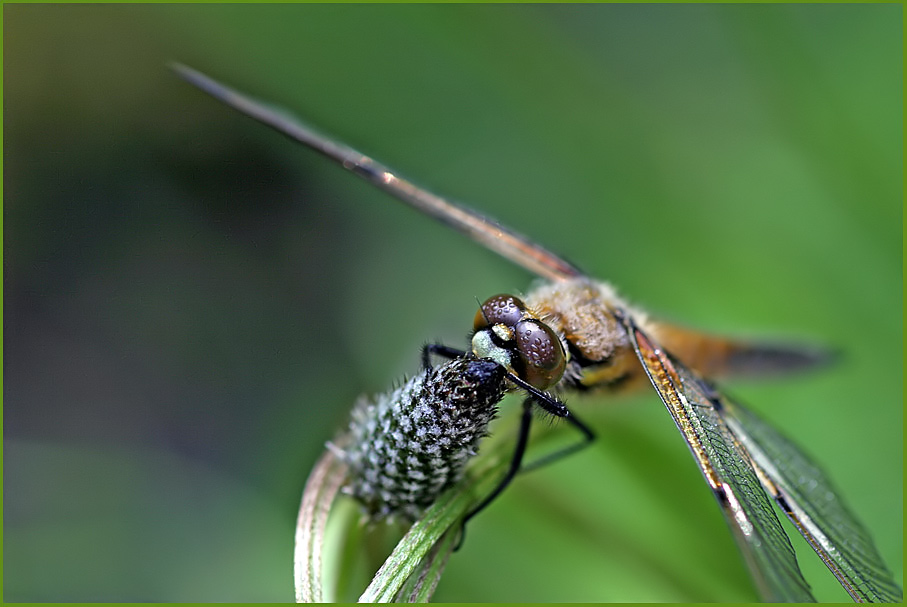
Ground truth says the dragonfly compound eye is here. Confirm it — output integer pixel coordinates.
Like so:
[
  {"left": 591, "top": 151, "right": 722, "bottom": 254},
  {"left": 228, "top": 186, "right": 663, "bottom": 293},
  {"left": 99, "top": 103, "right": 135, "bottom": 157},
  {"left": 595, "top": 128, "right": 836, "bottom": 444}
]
[
  {"left": 474, "top": 294, "right": 527, "bottom": 332},
  {"left": 514, "top": 319, "right": 566, "bottom": 390}
]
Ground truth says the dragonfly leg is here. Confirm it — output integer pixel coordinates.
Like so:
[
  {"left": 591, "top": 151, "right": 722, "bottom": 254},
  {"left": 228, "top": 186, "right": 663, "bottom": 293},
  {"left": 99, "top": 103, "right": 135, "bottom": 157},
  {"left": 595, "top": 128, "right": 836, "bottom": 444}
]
[
  {"left": 455, "top": 393, "right": 594, "bottom": 550},
  {"left": 421, "top": 343, "right": 467, "bottom": 370},
  {"left": 519, "top": 411, "right": 594, "bottom": 474},
  {"left": 456, "top": 398, "right": 534, "bottom": 550},
  {"left": 508, "top": 372, "right": 596, "bottom": 467}
]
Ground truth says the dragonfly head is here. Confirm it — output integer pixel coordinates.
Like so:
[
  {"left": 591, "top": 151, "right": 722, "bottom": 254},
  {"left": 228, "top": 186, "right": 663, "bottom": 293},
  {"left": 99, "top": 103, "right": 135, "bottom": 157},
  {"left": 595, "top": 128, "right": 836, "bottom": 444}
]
[{"left": 471, "top": 294, "right": 567, "bottom": 391}]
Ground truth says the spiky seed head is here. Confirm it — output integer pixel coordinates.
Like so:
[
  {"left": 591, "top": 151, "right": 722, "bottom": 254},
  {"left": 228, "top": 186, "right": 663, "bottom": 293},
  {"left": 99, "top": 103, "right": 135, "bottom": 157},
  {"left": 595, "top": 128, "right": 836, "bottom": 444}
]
[{"left": 337, "top": 357, "right": 506, "bottom": 520}]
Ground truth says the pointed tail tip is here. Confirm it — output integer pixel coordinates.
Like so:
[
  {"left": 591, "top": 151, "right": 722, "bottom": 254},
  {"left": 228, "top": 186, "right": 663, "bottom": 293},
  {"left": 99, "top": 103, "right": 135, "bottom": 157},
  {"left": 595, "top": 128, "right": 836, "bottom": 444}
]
[{"left": 727, "top": 341, "right": 843, "bottom": 379}]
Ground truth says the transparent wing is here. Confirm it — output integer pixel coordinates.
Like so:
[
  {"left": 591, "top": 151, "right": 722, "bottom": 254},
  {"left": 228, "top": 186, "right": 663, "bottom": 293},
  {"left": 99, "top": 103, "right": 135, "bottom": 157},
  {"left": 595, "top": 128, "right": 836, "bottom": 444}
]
[
  {"left": 621, "top": 312, "right": 815, "bottom": 602},
  {"left": 721, "top": 398, "right": 903, "bottom": 602},
  {"left": 171, "top": 63, "right": 584, "bottom": 283}
]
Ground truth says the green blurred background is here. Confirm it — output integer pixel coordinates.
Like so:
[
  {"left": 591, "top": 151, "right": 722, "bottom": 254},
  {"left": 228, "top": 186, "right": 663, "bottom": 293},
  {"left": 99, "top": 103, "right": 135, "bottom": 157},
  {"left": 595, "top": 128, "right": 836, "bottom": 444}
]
[{"left": 4, "top": 4, "right": 901, "bottom": 602}]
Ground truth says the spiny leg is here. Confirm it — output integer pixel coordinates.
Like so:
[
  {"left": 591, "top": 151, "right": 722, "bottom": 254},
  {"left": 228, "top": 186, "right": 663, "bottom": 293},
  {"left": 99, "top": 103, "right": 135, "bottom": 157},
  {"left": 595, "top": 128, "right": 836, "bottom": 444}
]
[
  {"left": 506, "top": 372, "right": 595, "bottom": 471},
  {"left": 456, "top": 398, "right": 535, "bottom": 550},
  {"left": 456, "top": 390, "right": 594, "bottom": 549},
  {"left": 519, "top": 411, "right": 594, "bottom": 474},
  {"left": 421, "top": 343, "right": 468, "bottom": 370}
]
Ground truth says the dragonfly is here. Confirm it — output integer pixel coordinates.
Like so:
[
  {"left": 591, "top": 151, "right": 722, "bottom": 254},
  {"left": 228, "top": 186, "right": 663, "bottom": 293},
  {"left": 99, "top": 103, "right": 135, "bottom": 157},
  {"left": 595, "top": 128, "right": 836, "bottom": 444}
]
[
  {"left": 329, "top": 292, "right": 593, "bottom": 531},
  {"left": 173, "top": 63, "right": 902, "bottom": 603}
]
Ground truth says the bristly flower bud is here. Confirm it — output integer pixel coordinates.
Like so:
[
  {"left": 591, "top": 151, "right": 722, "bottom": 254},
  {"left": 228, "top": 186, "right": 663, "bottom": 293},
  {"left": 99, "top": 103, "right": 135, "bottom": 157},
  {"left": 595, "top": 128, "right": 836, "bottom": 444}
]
[{"left": 334, "top": 357, "right": 507, "bottom": 520}]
